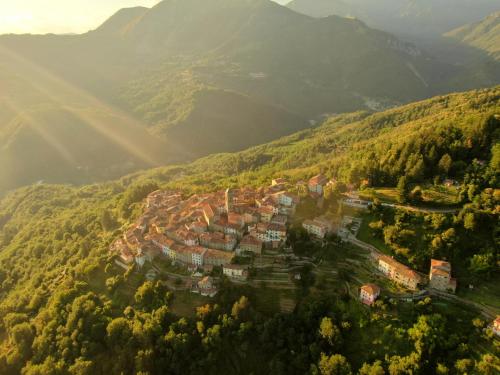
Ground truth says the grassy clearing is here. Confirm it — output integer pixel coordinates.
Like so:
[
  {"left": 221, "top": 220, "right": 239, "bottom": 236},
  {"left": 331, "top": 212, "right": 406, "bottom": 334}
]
[
  {"left": 293, "top": 196, "right": 322, "bottom": 224},
  {"left": 252, "top": 287, "right": 296, "bottom": 315},
  {"left": 457, "top": 277, "right": 500, "bottom": 310},
  {"left": 155, "top": 257, "right": 190, "bottom": 276},
  {"left": 170, "top": 290, "right": 210, "bottom": 317},
  {"left": 421, "top": 185, "right": 460, "bottom": 205},
  {"left": 356, "top": 213, "right": 392, "bottom": 255},
  {"left": 359, "top": 185, "right": 459, "bottom": 207},
  {"left": 359, "top": 188, "right": 399, "bottom": 203}
]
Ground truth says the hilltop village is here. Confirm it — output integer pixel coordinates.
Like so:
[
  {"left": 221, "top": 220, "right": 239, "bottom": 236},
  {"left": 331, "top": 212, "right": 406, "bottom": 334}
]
[
  {"left": 110, "top": 174, "right": 465, "bottom": 307},
  {"left": 111, "top": 178, "right": 300, "bottom": 295}
]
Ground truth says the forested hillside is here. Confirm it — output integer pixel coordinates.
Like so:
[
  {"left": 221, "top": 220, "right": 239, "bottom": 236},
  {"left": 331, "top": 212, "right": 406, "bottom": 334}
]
[
  {"left": 139, "top": 87, "right": 500, "bottom": 191},
  {"left": 1, "top": 0, "right": 499, "bottom": 193},
  {"left": 0, "top": 87, "right": 498, "bottom": 374}
]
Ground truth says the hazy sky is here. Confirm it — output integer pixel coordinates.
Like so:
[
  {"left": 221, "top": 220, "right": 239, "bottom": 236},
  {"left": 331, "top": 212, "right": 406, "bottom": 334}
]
[{"left": 0, "top": 0, "right": 290, "bottom": 35}]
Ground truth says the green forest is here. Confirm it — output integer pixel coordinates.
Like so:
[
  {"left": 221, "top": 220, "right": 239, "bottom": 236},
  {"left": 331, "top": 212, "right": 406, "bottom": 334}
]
[{"left": 0, "top": 87, "right": 498, "bottom": 374}]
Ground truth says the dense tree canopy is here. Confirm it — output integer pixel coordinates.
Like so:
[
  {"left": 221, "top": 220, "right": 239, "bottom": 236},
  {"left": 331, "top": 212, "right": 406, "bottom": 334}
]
[{"left": 0, "top": 87, "right": 498, "bottom": 374}]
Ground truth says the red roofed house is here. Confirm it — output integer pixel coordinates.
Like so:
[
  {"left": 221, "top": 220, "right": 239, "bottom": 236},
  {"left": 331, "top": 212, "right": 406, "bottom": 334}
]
[
  {"left": 228, "top": 212, "right": 245, "bottom": 227},
  {"left": 429, "top": 259, "right": 457, "bottom": 293},
  {"left": 148, "top": 233, "right": 175, "bottom": 255},
  {"left": 303, "top": 218, "right": 330, "bottom": 239},
  {"left": 175, "top": 229, "right": 199, "bottom": 247},
  {"left": 258, "top": 206, "right": 275, "bottom": 223},
  {"left": 111, "top": 239, "right": 134, "bottom": 268},
  {"left": 223, "top": 264, "right": 249, "bottom": 280},
  {"left": 190, "top": 246, "right": 207, "bottom": 267},
  {"left": 188, "top": 221, "right": 208, "bottom": 234},
  {"left": 266, "top": 223, "right": 287, "bottom": 242},
  {"left": 377, "top": 255, "right": 421, "bottom": 290},
  {"left": 242, "top": 209, "right": 260, "bottom": 225},
  {"left": 199, "top": 232, "right": 236, "bottom": 251},
  {"left": 276, "top": 192, "right": 300, "bottom": 207},
  {"left": 173, "top": 245, "right": 192, "bottom": 264},
  {"left": 204, "top": 248, "right": 235, "bottom": 266},
  {"left": 224, "top": 223, "right": 244, "bottom": 239},
  {"left": 308, "top": 174, "right": 328, "bottom": 195},
  {"left": 239, "top": 235, "right": 263, "bottom": 255},
  {"left": 359, "top": 284, "right": 381, "bottom": 305},
  {"left": 492, "top": 316, "right": 500, "bottom": 337},
  {"left": 197, "top": 276, "right": 218, "bottom": 297}
]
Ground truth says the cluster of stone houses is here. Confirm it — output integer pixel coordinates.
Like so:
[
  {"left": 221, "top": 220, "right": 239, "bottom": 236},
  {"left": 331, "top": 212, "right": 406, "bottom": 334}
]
[
  {"left": 111, "top": 180, "right": 299, "bottom": 272},
  {"left": 373, "top": 254, "right": 460, "bottom": 294}
]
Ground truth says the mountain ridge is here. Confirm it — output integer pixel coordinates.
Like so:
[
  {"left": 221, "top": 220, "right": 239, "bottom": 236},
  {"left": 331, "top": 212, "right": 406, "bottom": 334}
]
[{"left": 286, "top": 0, "right": 500, "bottom": 38}]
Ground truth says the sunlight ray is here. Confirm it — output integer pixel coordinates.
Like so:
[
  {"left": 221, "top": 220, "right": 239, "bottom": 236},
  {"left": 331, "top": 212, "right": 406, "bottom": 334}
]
[
  {"left": 3, "top": 98, "right": 77, "bottom": 166},
  {"left": 0, "top": 43, "right": 191, "bottom": 166}
]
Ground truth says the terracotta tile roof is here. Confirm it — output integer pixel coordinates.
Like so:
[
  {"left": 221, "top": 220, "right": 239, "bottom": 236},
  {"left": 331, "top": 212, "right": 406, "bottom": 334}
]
[
  {"left": 431, "top": 268, "right": 450, "bottom": 277},
  {"left": 361, "top": 284, "right": 380, "bottom": 295},
  {"left": 223, "top": 264, "right": 247, "bottom": 270},
  {"left": 378, "top": 254, "right": 421, "bottom": 282},
  {"left": 147, "top": 233, "right": 172, "bottom": 247},
  {"left": 431, "top": 259, "right": 451, "bottom": 272},
  {"left": 190, "top": 246, "right": 208, "bottom": 255},
  {"left": 268, "top": 223, "right": 286, "bottom": 232},
  {"left": 309, "top": 174, "right": 328, "bottom": 186},
  {"left": 205, "top": 249, "right": 235, "bottom": 261},
  {"left": 198, "top": 276, "right": 214, "bottom": 288},
  {"left": 303, "top": 219, "right": 328, "bottom": 230},
  {"left": 226, "top": 222, "right": 244, "bottom": 231},
  {"left": 258, "top": 206, "right": 275, "bottom": 214},
  {"left": 240, "top": 235, "right": 263, "bottom": 246}
]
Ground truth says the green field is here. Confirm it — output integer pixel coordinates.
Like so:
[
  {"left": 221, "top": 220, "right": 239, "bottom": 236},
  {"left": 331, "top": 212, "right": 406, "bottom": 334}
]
[
  {"left": 359, "top": 185, "right": 460, "bottom": 206},
  {"left": 356, "top": 213, "right": 393, "bottom": 255},
  {"left": 170, "top": 290, "right": 211, "bottom": 317},
  {"left": 457, "top": 277, "right": 500, "bottom": 311}
]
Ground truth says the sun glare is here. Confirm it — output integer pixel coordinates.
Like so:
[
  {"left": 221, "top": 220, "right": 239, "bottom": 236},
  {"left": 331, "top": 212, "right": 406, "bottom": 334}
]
[
  {"left": 0, "top": 43, "right": 178, "bottom": 166},
  {"left": 0, "top": 0, "right": 162, "bottom": 35}
]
